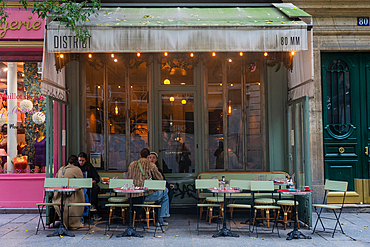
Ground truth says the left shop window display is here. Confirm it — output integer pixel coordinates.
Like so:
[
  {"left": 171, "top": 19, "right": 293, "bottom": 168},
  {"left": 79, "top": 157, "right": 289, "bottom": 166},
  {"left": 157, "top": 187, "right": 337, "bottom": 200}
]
[{"left": 0, "top": 62, "right": 46, "bottom": 174}]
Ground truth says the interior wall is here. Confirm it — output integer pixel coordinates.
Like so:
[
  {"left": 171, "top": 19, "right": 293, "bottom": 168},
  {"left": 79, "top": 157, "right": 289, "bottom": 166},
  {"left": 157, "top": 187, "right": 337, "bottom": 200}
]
[{"left": 267, "top": 63, "right": 288, "bottom": 172}]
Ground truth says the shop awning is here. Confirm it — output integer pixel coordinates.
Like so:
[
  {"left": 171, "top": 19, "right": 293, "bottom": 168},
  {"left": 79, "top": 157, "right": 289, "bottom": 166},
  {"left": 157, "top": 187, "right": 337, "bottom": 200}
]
[{"left": 46, "top": 4, "right": 311, "bottom": 53}]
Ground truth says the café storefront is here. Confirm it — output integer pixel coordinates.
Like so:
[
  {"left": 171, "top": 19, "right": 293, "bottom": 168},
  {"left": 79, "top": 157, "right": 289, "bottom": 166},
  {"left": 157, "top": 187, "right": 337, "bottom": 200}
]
[{"left": 44, "top": 4, "right": 313, "bottom": 221}]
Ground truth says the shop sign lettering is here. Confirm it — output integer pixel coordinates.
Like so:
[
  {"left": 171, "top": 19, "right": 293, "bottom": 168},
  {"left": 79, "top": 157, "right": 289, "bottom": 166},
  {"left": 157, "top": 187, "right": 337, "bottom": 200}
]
[
  {"left": 0, "top": 9, "right": 44, "bottom": 39},
  {"left": 0, "top": 16, "right": 42, "bottom": 38},
  {"left": 53, "top": 35, "right": 91, "bottom": 49}
]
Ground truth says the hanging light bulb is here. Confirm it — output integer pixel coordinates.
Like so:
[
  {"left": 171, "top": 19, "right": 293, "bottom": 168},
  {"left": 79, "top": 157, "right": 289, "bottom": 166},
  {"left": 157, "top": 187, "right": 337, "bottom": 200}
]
[
  {"left": 190, "top": 53, "right": 194, "bottom": 57},
  {"left": 111, "top": 54, "right": 115, "bottom": 58},
  {"left": 164, "top": 52, "right": 168, "bottom": 56},
  {"left": 114, "top": 58, "right": 118, "bottom": 62},
  {"left": 212, "top": 52, "right": 216, "bottom": 57},
  {"left": 115, "top": 105, "right": 118, "bottom": 115},
  {"left": 239, "top": 52, "right": 243, "bottom": 56},
  {"left": 181, "top": 99, "right": 187, "bottom": 105},
  {"left": 164, "top": 79, "right": 171, "bottom": 85},
  {"left": 60, "top": 54, "right": 64, "bottom": 59},
  {"left": 88, "top": 54, "right": 92, "bottom": 58},
  {"left": 170, "top": 96, "right": 175, "bottom": 102},
  {"left": 291, "top": 51, "right": 295, "bottom": 56},
  {"left": 137, "top": 52, "right": 141, "bottom": 57},
  {"left": 264, "top": 52, "right": 268, "bottom": 57}
]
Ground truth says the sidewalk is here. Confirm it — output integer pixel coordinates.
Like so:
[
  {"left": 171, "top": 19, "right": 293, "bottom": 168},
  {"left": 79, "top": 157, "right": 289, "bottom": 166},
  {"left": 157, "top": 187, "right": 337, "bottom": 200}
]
[{"left": 0, "top": 212, "right": 369, "bottom": 247}]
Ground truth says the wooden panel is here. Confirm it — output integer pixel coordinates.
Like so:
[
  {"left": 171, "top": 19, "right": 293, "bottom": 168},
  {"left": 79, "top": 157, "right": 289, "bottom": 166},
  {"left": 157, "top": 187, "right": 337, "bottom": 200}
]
[
  {"left": 325, "top": 160, "right": 356, "bottom": 190},
  {"left": 324, "top": 143, "right": 357, "bottom": 158}
]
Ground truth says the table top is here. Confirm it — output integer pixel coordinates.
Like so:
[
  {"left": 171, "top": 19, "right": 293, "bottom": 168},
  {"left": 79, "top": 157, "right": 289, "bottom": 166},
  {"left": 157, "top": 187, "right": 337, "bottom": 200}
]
[
  {"left": 278, "top": 189, "right": 313, "bottom": 195},
  {"left": 45, "top": 186, "right": 80, "bottom": 192},
  {"left": 113, "top": 187, "right": 148, "bottom": 193},
  {"left": 208, "top": 188, "right": 241, "bottom": 193}
]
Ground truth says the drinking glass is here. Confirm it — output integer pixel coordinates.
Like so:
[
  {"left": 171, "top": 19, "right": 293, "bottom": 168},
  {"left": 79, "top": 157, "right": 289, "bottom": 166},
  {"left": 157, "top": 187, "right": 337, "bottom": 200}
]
[
  {"left": 219, "top": 184, "right": 224, "bottom": 190},
  {"left": 123, "top": 183, "right": 128, "bottom": 190},
  {"left": 225, "top": 184, "right": 230, "bottom": 190},
  {"left": 130, "top": 183, "right": 135, "bottom": 190}
]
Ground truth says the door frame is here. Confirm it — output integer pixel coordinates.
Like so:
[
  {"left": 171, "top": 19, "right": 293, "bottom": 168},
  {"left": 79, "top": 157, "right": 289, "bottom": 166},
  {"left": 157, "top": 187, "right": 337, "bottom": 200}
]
[{"left": 153, "top": 89, "right": 201, "bottom": 176}]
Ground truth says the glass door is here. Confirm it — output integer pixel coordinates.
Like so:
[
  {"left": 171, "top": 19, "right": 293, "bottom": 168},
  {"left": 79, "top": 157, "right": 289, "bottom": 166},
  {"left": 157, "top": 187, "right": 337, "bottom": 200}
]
[
  {"left": 158, "top": 91, "right": 198, "bottom": 174},
  {"left": 287, "top": 95, "right": 311, "bottom": 226}
]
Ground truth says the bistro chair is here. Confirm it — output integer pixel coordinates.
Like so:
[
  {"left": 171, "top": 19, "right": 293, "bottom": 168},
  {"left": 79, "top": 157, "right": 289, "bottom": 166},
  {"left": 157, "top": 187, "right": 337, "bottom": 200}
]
[
  {"left": 312, "top": 180, "right": 348, "bottom": 238},
  {"left": 105, "top": 179, "right": 132, "bottom": 233},
  {"left": 251, "top": 181, "right": 280, "bottom": 238},
  {"left": 226, "top": 180, "right": 252, "bottom": 232},
  {"left": 67, "top": 178, "right": 93, "bottom": 230},
  {"left": 36, "top": 177, "right": 68, "bottom": 234},
  {"left": 276, "top": 200, "right": 300, "bottom": 230},
  {"left": 133, "top": 180, "right": 166, "bottom": 237},
  {"left": 195, "top": 179, "right": 221, "bottom": 234}
]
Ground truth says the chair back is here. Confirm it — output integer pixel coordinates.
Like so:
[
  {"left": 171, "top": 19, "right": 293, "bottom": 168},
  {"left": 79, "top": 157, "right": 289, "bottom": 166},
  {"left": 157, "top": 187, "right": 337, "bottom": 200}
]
[
  {"left": 69, "top": 178, "right": 92, "bottom": 189},
  {"left": 144, "top": 180, "right": 166, "bottom": 191},
  {"left": 229, "top": 180, "right": 251, "bottom": 190},
  {"left": 44, "top": 178, "right": 68, "bottom": 188},
  {"left": 250, "top": 181, "right": 274, "bottom": 191},
  {"left": 109, "top": 179, "right": 133, "bottom": 189},
  {"left": 324, "top": 180, "right": 348, "bottom": 192},
  {"left": 195, "top": 179, "right": 219, "bottom": 189}
]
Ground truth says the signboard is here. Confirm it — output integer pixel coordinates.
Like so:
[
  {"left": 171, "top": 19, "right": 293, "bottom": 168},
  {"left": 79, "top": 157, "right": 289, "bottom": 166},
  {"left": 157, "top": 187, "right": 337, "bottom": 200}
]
[
  {"left": 0, "top": 9, "right": 45, "bottom": 39},
  {"left": 90, "top": 153, "right": 102, "bottom": 168},
  {"left": 357, "top": 17, "right": 369, "bottom": 26}
]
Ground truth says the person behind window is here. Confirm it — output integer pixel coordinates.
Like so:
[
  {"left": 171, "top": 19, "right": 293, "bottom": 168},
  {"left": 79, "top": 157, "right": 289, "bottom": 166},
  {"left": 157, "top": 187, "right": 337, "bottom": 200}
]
[{"left": 52, "top": 155, "right": 84, "bottom": 229}]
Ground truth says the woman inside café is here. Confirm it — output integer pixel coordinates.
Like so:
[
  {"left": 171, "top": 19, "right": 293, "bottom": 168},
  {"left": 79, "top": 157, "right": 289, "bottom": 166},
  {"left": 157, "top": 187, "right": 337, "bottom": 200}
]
[{"left": 52, "top": 155, "right": 85, "bottom": 229}]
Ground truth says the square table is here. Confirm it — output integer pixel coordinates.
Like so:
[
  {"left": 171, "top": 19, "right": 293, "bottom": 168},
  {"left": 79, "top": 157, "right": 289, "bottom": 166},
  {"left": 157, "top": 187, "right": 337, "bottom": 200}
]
[
  {"left": 208, "top": 187, "right": 241, "bottom": 237},
  {"left": 113, "top": 187, "right": 148, "bottom": 238},
  {"left": 44, "top": 186, "right": 81, "bottom": 237},
  {"left": 278, "top": 188, "right": 313, "bottom": 240}
]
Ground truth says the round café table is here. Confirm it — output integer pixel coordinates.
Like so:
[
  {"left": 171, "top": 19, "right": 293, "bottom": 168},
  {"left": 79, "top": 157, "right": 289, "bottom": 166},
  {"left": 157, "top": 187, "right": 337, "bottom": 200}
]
[
  {"left": 44, "top": 186, "right": 81, "bottom": 237},
  {"left": 208, "top": 187, "right": 241, "bottom": 238},
  {"left": 113, "top": 187, "right": 147, "bottom": 238},
  {"left": 278, "top": 188, "right": 313, "bottom": 240}
]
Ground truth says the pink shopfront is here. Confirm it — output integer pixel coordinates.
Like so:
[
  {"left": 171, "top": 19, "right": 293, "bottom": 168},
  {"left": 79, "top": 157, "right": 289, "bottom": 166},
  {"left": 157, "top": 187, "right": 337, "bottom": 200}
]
[{"left": 0, "top": 8, "right": 67, "bottom": 208}]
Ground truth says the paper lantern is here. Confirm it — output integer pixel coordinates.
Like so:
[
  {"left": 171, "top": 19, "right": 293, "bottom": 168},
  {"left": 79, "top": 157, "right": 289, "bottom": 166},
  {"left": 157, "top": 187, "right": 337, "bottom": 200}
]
[
  {"left": 32, "top": 112, "right": 46, "bottom": 124},
  {"left": 19, "top": 100, "right": 33, "bottom": 112}
]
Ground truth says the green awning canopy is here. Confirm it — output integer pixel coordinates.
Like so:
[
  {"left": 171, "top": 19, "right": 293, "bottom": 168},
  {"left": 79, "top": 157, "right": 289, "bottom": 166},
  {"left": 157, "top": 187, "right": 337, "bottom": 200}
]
[{"left": 47, "top": 5, "right": 311, "bottom": 53}]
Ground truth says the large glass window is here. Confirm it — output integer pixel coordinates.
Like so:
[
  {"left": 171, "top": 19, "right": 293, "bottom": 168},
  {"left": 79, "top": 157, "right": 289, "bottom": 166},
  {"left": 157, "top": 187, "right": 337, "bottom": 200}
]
[
  {"left": 161, "top": 55, "right": 194, "bottom": 85},
  {"left": 130, "top": 61, "right": 148, "bottom": 162},
  {"left": 86, "top": 55, "right": 105, "bottom": 168},
  {"left": 245, "top": 59, "right": 263, "bottom": 170},
  {"left": 0, "top": 62, "right": 46, "bottom": 174},
  {"left": 208, "top": 59, "right": 223, "bottom": 169},
  {"left": 107, "top": 56, "right": 126, "bottom": 170},
  {"left": 227, "top": 59, "right": 243, "bottom": 169}
]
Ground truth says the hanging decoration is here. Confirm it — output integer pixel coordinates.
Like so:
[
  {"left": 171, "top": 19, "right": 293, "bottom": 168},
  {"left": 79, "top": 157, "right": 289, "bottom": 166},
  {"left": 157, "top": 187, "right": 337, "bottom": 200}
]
[
  {"left": 19, "top": 100, "right": 33, "bottom": 112},
  {"left": 32, "top": 112, "right": 46, "bottom": 124}
]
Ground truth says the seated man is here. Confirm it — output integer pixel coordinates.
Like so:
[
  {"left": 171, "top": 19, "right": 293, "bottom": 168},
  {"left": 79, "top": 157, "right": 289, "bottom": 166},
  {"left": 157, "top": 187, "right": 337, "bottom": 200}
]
[
  {"left": 78, "top": 152, "right": 102, "bottom": 221},
  {"left": 127, "top": 148, "right": 170, "bottom": 226}
]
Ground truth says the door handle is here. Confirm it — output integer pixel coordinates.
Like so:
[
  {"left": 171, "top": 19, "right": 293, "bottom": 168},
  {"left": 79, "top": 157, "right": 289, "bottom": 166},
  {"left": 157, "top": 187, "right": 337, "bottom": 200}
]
[{"left": 366, "top": 146, "right": 369, "bottom": 156}]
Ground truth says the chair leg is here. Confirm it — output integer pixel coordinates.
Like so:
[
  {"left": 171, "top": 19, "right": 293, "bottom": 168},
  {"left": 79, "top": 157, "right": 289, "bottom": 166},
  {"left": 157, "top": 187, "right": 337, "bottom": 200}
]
[
  {"left": 152, "top": 208, "right": 156, "bottom": 226},
  {"left": 109, "top": 207, "right": 113, "bottom": 226},
  {"left": 36, "top": 206, "right": 45, "bottom": 235},
  {"left": 132, "top": 211, "right": 136, "bottom": 228},
  {"left": 199, "top": 206, "right": 204, "bottom": 219},
  {"left": 208, "top": 207, "right": 213, "bottom": 225},
  {"left": 296, "top": 211, "right": 300, "bottom": 229},
  {"left": 145, "top": 207, "right": 150, "bottom": 229},
  {"left": 266, "top": 210, "right": 270, "bottom": 228},
  {"left": 197, "top": 205, "right": 200, "bottom": 235},
  {"left": 121, "top": 208, "right": 125, "bottom": 226},
  {"left": 312, "top": 207, "right": 325, "bottom": 234}
]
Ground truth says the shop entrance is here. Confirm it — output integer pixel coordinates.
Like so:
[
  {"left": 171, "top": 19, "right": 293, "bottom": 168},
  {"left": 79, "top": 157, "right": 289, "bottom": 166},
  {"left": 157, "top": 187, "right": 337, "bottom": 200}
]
[
  {"left": 156, "top": 91, "right": 200, "bottom": 175},
  {"left": 322, "top": 53, "right": 370, "bottom": 190}
]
